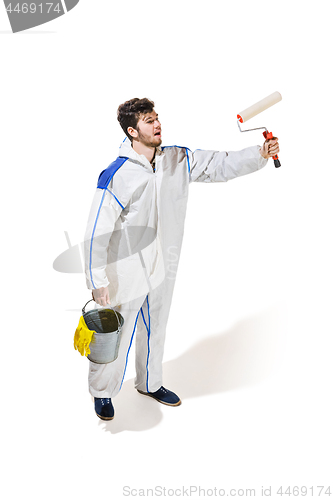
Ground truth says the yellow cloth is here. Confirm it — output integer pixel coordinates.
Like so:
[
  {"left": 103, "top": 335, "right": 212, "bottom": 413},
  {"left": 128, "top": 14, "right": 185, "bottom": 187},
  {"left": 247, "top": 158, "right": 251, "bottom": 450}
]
[{"left": 74, "top": 316, "right": 95, "bottom": 357}]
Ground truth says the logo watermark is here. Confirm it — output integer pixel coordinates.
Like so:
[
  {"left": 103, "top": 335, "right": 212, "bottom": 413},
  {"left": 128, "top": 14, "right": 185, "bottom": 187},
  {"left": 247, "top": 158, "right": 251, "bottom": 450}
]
[
  {"left": 3, "top": 0, "right": 80, "bottom": 33},
  {"left": 123, "top": 486, "right": 332, "bottom": 499},
  {"left": 122, "top": 485, "right": 332, "bottom": 497},
  {"left": 53, "top": 228, "right": 158, "bottom": 274},
  {"left": 122, "top": 486, "right": 257, "bottom": 497},
  {"left": 53, "top": 228, "right": 180, "bottom": 304}
]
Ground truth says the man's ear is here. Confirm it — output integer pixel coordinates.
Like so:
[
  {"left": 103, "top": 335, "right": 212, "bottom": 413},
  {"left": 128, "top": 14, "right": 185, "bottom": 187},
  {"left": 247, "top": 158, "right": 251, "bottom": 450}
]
[{"left": 127, "top": 127, "right": 138, "bottom": 140}]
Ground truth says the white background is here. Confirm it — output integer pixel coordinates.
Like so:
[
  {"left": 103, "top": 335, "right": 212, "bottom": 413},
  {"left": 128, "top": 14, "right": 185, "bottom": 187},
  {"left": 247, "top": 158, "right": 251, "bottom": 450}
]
[{"left": 1, "top": 1, "right": 332, "bottom": 498}]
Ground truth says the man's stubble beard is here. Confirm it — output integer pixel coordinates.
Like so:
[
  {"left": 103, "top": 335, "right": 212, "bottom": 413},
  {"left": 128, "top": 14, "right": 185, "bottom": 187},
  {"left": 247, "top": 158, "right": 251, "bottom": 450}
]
[{"left": 137, "top": 128, "right": 162, "bottom": 148}]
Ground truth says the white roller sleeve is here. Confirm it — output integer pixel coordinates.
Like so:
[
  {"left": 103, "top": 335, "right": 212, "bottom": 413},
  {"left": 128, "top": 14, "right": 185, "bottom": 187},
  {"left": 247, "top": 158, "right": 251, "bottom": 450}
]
[{"left": 237, "top": 91, "right": 282, "bottom": 123}]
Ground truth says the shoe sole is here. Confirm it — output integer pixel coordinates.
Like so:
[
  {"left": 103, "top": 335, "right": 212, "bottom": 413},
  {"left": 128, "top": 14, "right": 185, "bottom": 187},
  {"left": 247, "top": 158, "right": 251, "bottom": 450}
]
[
  {"left": 95, "top": 412, "right": 114, "bottom": 421},
  {"left": 137, "top": 389, "right": 182, "bottom": 407}
]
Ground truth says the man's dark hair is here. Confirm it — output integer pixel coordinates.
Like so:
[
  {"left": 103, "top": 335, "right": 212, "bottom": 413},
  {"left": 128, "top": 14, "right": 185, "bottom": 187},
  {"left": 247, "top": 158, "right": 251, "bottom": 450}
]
[{"left": 117, "top": 98, "right": 155, "bottom": 141}]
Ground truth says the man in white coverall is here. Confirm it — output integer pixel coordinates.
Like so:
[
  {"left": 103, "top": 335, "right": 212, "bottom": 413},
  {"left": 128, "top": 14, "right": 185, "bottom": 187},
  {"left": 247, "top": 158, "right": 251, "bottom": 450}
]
[{"left": 84, "top": 98, "right": 280, "bottom": 420}]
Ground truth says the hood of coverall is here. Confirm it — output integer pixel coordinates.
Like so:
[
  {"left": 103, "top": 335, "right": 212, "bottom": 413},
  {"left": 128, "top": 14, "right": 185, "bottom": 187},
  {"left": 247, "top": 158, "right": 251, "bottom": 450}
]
[{"left": 119, "top": 137, "right": 163, "bottom": 171}]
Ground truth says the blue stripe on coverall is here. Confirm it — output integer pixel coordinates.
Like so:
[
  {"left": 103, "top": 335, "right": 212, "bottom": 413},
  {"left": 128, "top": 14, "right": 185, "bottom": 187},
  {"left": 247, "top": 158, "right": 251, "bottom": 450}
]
[
  {"left": 140, "top": 297, "right": 151, "bottom": 393},
  {"left": 89, "top": 157, "right": 128, "bottom": 288},
  {"left": 106, "top": 187, "right": 124, "bottom": 209},
  {"left": 161, "top": 145, "right": 191, "bottom": 174},
  {"left": 89, "top": 189, "right": 107, "bottom": 289},
  {"left": 89, "top": 187, "right": 124, "bottom": 288},
  {"left": 119, "top": 309, "right": 141, "bottom": 391}
]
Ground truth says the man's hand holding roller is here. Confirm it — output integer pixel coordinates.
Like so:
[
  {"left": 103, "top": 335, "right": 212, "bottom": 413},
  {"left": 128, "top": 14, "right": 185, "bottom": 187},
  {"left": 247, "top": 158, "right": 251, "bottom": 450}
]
[{"left": 259, "top": 137, "right": 280, "bottom": 160}]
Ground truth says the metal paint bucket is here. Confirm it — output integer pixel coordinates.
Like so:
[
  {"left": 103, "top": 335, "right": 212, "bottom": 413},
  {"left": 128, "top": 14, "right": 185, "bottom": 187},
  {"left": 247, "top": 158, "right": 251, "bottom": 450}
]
[{"left": 82, "top": 299, "right": 124, "bottom": 364}]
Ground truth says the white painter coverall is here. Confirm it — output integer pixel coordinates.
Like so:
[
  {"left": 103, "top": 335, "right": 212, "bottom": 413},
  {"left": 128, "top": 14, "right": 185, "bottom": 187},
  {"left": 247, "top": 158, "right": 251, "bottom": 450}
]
[{"left": 84, "top": 138, "right": 268, "bottom": 398}]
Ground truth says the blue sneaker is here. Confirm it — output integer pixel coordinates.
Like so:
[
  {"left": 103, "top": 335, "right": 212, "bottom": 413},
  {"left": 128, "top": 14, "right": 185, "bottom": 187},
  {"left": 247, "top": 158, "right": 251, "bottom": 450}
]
[
  {"left": 94, "top": 397, "right": 114, "bottom": 420},
  {"left": 137, "top": 386, "right": 181, "bottom": 406}
]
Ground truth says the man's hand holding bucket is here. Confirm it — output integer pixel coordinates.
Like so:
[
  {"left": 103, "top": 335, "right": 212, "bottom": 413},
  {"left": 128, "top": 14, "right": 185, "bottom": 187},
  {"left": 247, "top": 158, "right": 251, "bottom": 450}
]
[{"left": 92, "top": 287, "right": 110, "bottom": 307}]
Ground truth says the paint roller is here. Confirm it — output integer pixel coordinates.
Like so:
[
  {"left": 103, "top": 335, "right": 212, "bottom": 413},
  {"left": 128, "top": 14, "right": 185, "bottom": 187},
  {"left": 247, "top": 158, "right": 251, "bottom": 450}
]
[{"left": 237, "top": 91, "right": 282, "bottom": 168}]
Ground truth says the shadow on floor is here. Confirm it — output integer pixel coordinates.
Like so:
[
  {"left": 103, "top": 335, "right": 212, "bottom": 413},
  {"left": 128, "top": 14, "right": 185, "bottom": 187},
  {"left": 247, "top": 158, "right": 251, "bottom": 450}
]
[{"left": 98, "top": 307, "right": 285, "bottom": 434}]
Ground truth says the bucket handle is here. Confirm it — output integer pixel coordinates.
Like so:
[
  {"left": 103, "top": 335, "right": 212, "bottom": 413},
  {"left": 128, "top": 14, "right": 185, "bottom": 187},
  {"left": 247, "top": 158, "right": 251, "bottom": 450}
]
[{"left": 82, "top": 299, "right": 122, "bottom": 331}]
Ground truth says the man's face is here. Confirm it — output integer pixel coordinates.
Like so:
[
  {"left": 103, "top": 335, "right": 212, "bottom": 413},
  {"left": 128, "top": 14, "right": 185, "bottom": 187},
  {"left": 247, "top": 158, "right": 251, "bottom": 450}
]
[{"left": 133, "top": 110, "right": 162, "bottom": 148}]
